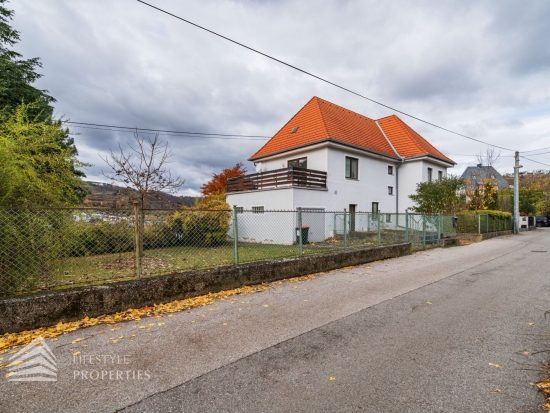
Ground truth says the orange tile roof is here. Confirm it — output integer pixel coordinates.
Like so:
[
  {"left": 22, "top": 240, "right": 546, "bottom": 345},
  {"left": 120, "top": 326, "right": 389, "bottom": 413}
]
[
  {"left": 376, "top": 115, "right": 454, "bottom": 163},
  {"left": 249, "top": 96, "right": 454, "bottom": 165}
]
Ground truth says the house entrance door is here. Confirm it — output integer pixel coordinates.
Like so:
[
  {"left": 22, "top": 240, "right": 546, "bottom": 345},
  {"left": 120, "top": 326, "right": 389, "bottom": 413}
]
[{"left": 349, "top": 204, "right": 356, "bottom": 232}]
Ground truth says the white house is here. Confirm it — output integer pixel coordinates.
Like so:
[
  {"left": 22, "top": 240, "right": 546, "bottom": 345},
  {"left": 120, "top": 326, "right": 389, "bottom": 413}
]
[{"left": 226, "top": 97, "right": 455, "bottom": 243}]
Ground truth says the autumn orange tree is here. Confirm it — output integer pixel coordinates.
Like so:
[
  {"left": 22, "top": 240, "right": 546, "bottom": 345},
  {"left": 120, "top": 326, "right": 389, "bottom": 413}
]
[
  {"left": 200, "top": 162, "right": 247, "bottom": 196},
  {"left": 465, "top": 177, "right": 498, "bottom": 212}
]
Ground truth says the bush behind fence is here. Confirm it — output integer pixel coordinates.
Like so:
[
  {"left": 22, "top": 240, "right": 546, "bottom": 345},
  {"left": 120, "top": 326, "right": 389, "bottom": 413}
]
[{"left": 0, "top": 207, "right": 509, "bottom": 298}]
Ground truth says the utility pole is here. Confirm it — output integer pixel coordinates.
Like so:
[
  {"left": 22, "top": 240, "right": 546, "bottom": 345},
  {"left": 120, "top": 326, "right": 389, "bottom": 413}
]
[{"left": 513, "top": 151, "right": 522, "bottom": 234}]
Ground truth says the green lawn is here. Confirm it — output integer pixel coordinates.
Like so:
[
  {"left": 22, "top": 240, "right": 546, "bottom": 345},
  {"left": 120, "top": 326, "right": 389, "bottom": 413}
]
[{"left": 5, "top": 231, "right": 412, "bottom": 295}]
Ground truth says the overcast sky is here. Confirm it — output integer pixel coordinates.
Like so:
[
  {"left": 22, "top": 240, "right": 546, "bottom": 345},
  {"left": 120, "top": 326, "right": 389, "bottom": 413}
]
[{"left": 9, "top": 0, "right": 550, "bottom": 195}]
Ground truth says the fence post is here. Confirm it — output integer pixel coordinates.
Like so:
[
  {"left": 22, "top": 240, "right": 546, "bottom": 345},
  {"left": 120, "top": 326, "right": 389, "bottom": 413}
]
[
  {"left": 133, "top": 201, "right": 142, "bottom": 279},
  {"left": 486, "top": 215, "right": 489, "bottom": 233},
  {"left": 438, "top": 213, "right": 441, "bottom": 240},
  {"left": 405, "top": 210, "right": 409, "bottom": 242},
  {"left": 298, "top": 207, "right": 303, "bottom": 256},
  {"left": 232, "top": 205, "right": 239, "bottom": 265},
  {"left": 377, "top": 212, "right": 381, "bottom": 246},
  {"left": 478, "top": 214, "right": 481, "bottom": 234},
  {"left": 422, "top": 214, "right": 426, "bottom": 249},
  {"left": 343, "top": 208, "right": 347, "bottom": 249}
]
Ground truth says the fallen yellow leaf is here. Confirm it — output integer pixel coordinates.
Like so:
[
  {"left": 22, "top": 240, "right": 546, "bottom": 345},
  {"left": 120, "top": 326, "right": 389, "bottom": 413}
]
[
  {"left": 71, "top": 338, "right": 83, "bottom": 344},
  {"left": 73, "top": 351, "right": 81, "bottom": 356},
  {"left": 263, "top": 305, "right": 269, "bottom": 308},
  {"left": 0, "top": 273, "right": 330, "bottom": 353},
  {"left": 488, "top": 363, "right": 501, "bottom": 368},
  {"left": 328, "top": 377, "right": 336, "bottom": 381},
  {"left": 528, "top": 322, "right": 534, "bottom": 326},
  {"left": 426, "top": 302, "right": 432, "bottom": 305},
  {"left": 524, "top": 351, "right": 530, "bottom": 355}
]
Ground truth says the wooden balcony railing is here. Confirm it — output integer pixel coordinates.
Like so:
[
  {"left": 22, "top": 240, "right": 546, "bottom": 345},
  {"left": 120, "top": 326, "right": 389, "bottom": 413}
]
[{"left": 226, "top": 167, "right": 327, "bottom": 193}]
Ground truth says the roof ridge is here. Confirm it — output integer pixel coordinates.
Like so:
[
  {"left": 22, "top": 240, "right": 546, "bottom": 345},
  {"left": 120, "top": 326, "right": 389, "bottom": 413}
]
[
  {"left": 375, "top": 120, "right": 401, "bottom": 158},
  {"left": 316, "top": 96, "right": 374, "bottom": 122},
  {"left": 313, "top": 97, "right": 330, "bottom": 138}
]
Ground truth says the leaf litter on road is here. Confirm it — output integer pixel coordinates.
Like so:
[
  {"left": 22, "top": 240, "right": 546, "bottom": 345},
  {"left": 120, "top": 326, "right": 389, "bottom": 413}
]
[{"left": 0, "top": 271, "right": 327, "bottom": 356}]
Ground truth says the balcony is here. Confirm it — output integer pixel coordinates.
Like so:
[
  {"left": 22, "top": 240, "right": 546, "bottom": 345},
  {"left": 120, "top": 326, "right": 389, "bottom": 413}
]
[{"left": 226, "top": 167, "right": 327, "bottom": 193}]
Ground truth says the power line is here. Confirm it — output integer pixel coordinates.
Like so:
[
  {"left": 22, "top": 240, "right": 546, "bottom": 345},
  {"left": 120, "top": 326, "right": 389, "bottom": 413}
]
[
  {"left": 136, "top": 0, "right": 517, "bottom": 152},
  {"left": 521, "top": 156, "right": 550, "bottom": 168},
  {"left": 522, "top": 147, "right": 550, "bottom": 154},
  {"left": 521, "top": 150, "right": 550, "bottom": 157},
  {"left": 64, "top": 121, "right": 270, "bottom": 139}
]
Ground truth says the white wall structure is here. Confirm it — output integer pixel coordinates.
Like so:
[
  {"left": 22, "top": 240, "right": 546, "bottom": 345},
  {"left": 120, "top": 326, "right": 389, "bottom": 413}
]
[{"left": 225, "top": 96, "right": 455, "bottom": 245}]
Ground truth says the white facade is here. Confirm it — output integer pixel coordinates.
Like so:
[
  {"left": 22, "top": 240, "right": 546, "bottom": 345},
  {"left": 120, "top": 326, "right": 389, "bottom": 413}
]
[{"left": 227, "top": 142, "right": 450, "bottom": 214}]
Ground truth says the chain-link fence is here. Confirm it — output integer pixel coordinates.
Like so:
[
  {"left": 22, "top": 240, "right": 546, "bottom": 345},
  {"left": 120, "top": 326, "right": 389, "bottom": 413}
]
[
  {"left": 456, "top": 212, "right": 514, "bottom": 234},
  {"left": 0, "top": 206, "right": 509, "bottom": 298}
]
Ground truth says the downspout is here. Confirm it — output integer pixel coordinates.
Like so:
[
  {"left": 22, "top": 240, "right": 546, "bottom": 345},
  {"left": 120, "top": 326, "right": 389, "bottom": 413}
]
[{"left": 395, "top": 157, "right": 405, "bottom": 214}]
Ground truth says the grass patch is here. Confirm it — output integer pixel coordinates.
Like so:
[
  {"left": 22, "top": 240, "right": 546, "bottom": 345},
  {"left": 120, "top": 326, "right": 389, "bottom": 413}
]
[{"left": 3, "top": 231, "right": 412, "bottom": 296}]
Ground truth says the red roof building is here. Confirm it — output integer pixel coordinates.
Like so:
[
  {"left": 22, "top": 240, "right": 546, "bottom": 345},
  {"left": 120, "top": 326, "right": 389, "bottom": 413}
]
[
  {"left": 226, "top": 96, "right": 455, "bottom": 222},
  {"left": 250, "top": 96, "right": 454, "bottom": 165}
]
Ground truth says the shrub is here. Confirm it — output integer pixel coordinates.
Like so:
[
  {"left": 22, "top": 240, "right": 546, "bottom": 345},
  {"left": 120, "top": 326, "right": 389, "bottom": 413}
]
[
  {"left": 456, "top": 210, "right": 512, "bottom": 233},
  {"left": 168, "top": 195, "right": 231, "bottom": 247}
]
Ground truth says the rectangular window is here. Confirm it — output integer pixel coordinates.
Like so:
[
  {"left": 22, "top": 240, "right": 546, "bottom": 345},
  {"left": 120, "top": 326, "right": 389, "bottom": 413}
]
[
  {"left": 427, "top": 168, "right": 433, "bottom": 182},
  {"left": 388, "top": 186, "right": 394, "bottom": 195},
  {"left": 386, "top": 214, "right": 392, "bottom": 223},
  {"left": 372, "top": 202, "right": 379, "bottom": 214},
  {"left": 438, "top": 171, "right": 443, "bottom": 181},
  {"left": 288, "top": 157, "right": 307, "bottom": 169},
  {"left": 251, "top": 206, "right": 264, "bottom": 214},
  {"left": 235, "top": 207, "right": 243, "bottom": 214},
  {"left": 345, "top": 157, "right": 358, "bottom": 179},
  {"left": 388, "top": 165, "right": 394, "bottom": 175}
]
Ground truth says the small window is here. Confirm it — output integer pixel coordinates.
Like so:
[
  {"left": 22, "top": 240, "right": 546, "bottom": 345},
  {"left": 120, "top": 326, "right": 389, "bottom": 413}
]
[
  {"left": 386, "top": 214, "right": 392, "bottom": 223},
  {"left": 372, "top": 202, "right": 379, "bottom": 214},
  {"left": 345, "top": 157, "right": 358, "bottom": 179},
  {"left": 251, "top": 206, "right": 264, "bottom": 214},
  {"left": 388, "top": 186, "right": 394, "bottom": 195},
  {"left": 235, "top": 207, "right": 243, "bottom": 214},
  {"left": 288, "top": 157, "right": 307, "bottom": 169},
  {"left": 388, "top": 165, "right": 394, "bottom": 175},
  {"left": 427, "top": 168, "right": 433, "bottom": 182},
  {"left": 438, "top": 171, "right": 443, "bottom": 181},
  {"left": 291, "top": 126, "right": 298, "bottom": 133}
]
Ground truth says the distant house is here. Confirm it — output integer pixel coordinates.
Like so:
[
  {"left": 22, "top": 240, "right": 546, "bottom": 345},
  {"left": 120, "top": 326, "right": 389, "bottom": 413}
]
[
  {"left": 461, "top": 165, "right": 510, "bottom": 190},
  {"left": 226, "top": 96, "right": 455, "bottom": 214}
]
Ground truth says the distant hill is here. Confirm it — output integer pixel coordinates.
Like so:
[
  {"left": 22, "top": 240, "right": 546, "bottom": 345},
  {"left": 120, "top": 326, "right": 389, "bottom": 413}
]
[{"left": 82, "top": 181, "right": 199, "bottom": 209}]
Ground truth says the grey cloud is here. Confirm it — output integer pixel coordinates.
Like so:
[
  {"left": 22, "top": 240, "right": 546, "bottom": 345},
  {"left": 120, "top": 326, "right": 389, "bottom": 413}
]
[{"left": 8, "top": 0, "right": 550, "bottom": 192}]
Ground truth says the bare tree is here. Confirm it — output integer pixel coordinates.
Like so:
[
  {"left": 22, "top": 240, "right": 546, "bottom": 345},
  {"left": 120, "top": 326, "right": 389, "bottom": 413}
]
[
  {"left": 476, "top": 147, "right": 501, "bottom": 177},
  {"left": 101, "top": 133, "right": 185, "bottom": 268},
  {"left": 100, "top": 133, "right": 185, "bottom": 208}
]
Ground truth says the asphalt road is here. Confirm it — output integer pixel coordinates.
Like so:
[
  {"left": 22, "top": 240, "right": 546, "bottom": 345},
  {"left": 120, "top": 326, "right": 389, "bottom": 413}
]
[{"left": 1, "top": 230, "right": 550, "bottom": 412}]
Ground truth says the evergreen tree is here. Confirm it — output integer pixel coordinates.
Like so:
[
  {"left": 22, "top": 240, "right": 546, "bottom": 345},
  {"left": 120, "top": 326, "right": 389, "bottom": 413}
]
[{"left": 0, "top": 0, "right": 87, "bottom": 204}]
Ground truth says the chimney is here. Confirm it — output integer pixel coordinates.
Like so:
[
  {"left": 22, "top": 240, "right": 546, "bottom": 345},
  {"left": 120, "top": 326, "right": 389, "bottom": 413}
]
[{"left": 476, "top": 164, "right": 482, "bottom": 168}]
